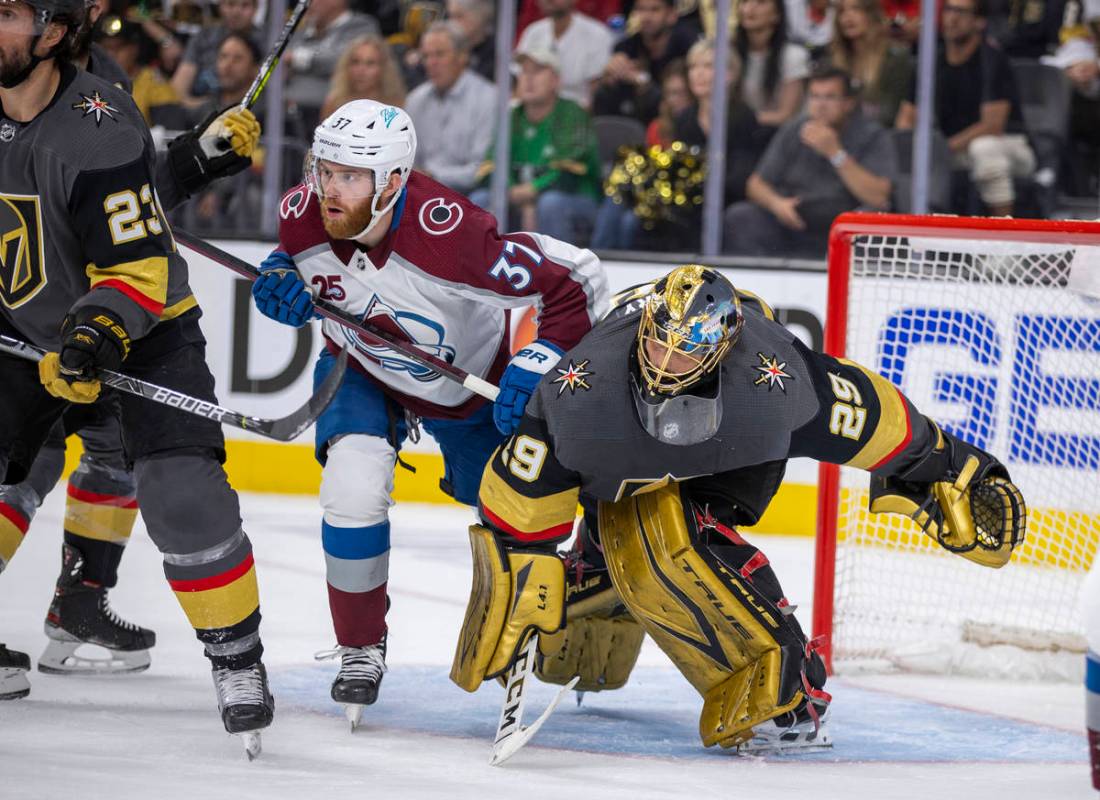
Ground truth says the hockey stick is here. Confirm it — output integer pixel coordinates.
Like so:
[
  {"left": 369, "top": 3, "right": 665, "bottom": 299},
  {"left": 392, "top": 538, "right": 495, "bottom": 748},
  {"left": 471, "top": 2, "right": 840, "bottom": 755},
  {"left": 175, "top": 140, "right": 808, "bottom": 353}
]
[
  {"left": 173, "top": 230, "right": 499, "bottom": 402},
  {"left": 0, "top": 334, "right": 347, "bottom": 442},
  {"left": 490, "top": 636, "right": 579, "bottom": 766},
  {"left": 239, "top": 0, "right": 312, "bottom": 111}
]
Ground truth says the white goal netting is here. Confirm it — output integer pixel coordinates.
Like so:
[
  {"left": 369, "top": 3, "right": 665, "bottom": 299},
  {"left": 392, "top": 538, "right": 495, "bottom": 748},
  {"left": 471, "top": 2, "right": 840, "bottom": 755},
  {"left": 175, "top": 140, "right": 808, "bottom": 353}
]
[{"left": 826, "top": 225, "right": 1100, "bottom": 680}]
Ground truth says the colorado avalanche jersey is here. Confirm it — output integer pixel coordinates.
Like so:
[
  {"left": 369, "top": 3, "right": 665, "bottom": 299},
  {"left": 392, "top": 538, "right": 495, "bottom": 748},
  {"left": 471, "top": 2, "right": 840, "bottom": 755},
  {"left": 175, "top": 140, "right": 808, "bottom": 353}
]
[{"left": 277, "top": 172, "right": 608, "bottom": 419}]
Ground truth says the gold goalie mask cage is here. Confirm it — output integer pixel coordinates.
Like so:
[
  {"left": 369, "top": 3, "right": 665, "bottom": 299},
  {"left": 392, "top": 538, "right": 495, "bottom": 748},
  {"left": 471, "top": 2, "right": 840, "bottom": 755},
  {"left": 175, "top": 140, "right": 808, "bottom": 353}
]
[{"left": 633, "top": 265, "right": 744, "bottom": 446}]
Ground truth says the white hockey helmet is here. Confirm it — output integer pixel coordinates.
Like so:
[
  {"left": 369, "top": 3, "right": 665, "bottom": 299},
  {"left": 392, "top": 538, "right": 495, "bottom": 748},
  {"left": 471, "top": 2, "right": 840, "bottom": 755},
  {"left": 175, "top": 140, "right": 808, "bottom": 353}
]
[{"left": 307, "top": 99, "right": 418, "bottom": 239}]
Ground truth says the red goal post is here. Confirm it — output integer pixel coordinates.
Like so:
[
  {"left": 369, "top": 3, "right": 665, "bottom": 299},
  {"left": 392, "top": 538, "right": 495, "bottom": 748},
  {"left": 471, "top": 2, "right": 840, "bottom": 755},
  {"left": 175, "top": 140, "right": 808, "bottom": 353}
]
[{"left": 812, "top": 212, "right": 1100, "bottom": 677}]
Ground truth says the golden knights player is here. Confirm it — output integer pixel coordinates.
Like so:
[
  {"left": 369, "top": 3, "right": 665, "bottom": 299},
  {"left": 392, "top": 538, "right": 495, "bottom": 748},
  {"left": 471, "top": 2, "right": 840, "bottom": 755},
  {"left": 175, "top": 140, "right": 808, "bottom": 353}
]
[
  {"left": 0, "top": 0, "right": 260, "bottom": 692},
  {"left": 451, "top": 265, "right": 1027, "bottom": 751},
  {"left": 0, "top": 0, "right": 273, "bottom": 746}
]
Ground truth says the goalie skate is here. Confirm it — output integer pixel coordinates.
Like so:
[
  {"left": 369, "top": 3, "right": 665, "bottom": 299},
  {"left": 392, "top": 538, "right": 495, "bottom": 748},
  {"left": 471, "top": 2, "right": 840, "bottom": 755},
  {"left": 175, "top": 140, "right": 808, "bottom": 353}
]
[
  {"left": 212, "top": 661, "right": 274, "bottom": 760},
  {"left": 738, "top": 699, "right": 832, "bottom": 754},
  {"left": 0, "top": 643, "right": 31, "bottom": 700},
  {"left": 38, "top": 544, "right": 155, "bottom": 676}
]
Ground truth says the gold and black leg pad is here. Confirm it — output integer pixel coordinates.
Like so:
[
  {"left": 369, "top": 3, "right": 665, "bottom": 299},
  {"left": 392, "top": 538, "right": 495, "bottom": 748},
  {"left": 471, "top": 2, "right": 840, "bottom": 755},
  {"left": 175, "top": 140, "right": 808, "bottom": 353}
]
[
  {"left": 535, "top": 557, "right": 646, "bottom": 692},
  {"left": 450, "top": 525, "right": 566, "bottom": 692},
  {"left": 598, "top": 483, "right": 811, "bottom": 749}
]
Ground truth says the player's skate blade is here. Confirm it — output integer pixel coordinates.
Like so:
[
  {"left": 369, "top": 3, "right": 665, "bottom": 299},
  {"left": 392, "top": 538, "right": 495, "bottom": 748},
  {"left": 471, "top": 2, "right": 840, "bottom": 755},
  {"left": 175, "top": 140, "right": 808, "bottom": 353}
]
[
  {"left": 38, "top": 633, "right": 151, "bottom": 675},
  {"left": 344, "top": 703, "right": 364, "bottom": 731},
  {"left": 0, "top": 644, "right": 31, "bottom": 699},
  {"left": 241, "top": 731, "right": 262, "bottom": 760}
]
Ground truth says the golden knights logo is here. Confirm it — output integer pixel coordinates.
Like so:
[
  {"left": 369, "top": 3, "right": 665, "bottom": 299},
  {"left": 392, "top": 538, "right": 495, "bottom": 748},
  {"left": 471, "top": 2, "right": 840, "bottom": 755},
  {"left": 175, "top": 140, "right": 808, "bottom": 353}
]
[
  {"left": 71, "top": 91, "right": 119, "bottom": 125},
  {"left": 0, "top": 194, "right": 46, "bottom": 309}
]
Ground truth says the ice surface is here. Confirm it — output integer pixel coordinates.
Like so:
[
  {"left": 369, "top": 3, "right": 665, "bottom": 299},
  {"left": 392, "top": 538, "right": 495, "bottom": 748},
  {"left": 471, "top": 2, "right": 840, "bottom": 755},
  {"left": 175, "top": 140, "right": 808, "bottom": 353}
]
[{"left": 0, "top": 493, "right": 1091, "bottom": 799}]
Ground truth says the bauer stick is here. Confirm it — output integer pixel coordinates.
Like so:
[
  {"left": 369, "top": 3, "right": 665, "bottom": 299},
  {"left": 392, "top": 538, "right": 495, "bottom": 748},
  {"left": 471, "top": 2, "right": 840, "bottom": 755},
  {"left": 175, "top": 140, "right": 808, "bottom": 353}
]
[
  {"left": 0, "top": 334, "right": 347, "bottom": 443},
  {"left": 239, "top": 0, "right": 312, "bottom": 111},
  {"left": 175, "top": 232, "right": 582, "bottom": 764},
  {"left": 173, "top": 230, "right": 500, "bottom": 402}
]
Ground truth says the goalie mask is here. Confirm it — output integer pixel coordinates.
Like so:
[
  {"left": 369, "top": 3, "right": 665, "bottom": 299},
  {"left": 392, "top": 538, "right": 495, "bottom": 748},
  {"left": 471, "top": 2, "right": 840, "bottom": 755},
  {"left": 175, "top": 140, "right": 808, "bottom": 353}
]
[
  {"left": 306, "top": 100, "right": 417, "bottom": 240},
  {"left": 632, "top": 265, "right": 743, "bottom": 446}
]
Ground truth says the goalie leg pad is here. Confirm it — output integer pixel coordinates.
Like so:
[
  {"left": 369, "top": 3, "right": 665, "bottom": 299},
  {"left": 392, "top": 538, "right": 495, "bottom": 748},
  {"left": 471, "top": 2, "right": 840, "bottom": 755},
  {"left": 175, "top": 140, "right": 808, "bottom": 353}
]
[
  {"left": 450, "top": 525, "right": 565, "bottom": 692},
  {"left": 536, "top": 565, "right": 645, "bottom": 692},
  {"left": 870, "top": 423, "right": 1027, "bottom": 568},
  {"left": 597, "top": 483, "right": 810, "bottom": 748}
]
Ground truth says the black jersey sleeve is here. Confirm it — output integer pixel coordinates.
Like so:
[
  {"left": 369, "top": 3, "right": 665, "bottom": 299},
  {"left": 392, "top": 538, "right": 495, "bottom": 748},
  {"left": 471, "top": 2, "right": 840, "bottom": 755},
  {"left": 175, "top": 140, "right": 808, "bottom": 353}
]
[
  {"left": 67, "top": 130, "right": 173, "bottom": 341},
  {"left": 788, "top": 338, "right": 936, "bottom": 472},
  {"left": 478, "top": 405, "right": 583, "bottom": 548}
]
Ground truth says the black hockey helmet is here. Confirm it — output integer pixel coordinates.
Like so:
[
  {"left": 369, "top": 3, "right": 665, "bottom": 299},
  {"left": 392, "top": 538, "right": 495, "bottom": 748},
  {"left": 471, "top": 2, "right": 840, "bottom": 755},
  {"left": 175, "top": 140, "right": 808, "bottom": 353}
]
[
  {"left": 631, "top": 265, "right": 744, "bottom": 446},
  {"left": 10, "top": 0, "right": 86, "bottom": 30}
]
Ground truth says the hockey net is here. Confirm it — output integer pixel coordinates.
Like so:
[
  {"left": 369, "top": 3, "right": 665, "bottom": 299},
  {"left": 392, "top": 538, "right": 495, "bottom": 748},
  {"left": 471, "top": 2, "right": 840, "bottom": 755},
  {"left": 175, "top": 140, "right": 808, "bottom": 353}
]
[{"left": 812, "top": 213, "right": 1100, "bottom": 681}]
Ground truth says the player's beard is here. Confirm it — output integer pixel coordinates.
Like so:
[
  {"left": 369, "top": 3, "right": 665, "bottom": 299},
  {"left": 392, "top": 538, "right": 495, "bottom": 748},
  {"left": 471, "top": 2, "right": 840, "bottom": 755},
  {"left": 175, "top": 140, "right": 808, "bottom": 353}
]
[
  {"left": 0, "top": 41, "right": 35, "bottom": 89},
  {"left": 320, "top": 196, "right": 376, "bottom": 240}
]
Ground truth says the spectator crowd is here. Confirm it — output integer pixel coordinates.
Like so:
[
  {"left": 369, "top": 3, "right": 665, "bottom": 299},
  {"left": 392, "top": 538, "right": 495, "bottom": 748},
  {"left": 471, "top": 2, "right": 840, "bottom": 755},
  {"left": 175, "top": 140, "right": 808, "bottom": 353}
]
[{"left": 102, "top": 0, "right": 1100, "bottom": 256}]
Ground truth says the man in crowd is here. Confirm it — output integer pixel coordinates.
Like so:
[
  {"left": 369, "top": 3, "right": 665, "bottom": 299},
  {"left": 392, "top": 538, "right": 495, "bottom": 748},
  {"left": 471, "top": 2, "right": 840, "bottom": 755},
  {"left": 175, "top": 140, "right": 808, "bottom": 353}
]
[
  {"left": 405, "top": 20, "right": 497, "bottom": 195},
  {"left": 286, "top": 0, "right": 379, "bottom": 136},
  {"left": 593, "top": 0, "right": 699, "bottom": 122},
  {"left": 445, "top": 0, "right": 495, "bottom": 81},
  {"left": 471, "top": 44, "right": 602, "bottom": 244},
  {"left": 171, "top": 0, "right": 261, "bottom": 108},
  {"left": 724, "top": 66, "right": 895, "bottom": 256},
  {"left": 896, "top": 0, "right": 1035, "bottom": 216},
  {"left": 515, "top": 0, "right": 613, "bottom": 109}
]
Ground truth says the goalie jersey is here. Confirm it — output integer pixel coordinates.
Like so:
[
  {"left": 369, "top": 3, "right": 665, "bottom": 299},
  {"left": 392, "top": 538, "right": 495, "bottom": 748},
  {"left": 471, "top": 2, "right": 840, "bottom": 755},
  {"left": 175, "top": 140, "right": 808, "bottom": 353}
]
[
  {"left": 479, "top": 294, "right": 941, "bottom": 543},
  {"left": 0, "top": 64, "right": 194, "bottom": 349},
  {"left": 276, "top": 172, "right": 608, "bottom": 419}
]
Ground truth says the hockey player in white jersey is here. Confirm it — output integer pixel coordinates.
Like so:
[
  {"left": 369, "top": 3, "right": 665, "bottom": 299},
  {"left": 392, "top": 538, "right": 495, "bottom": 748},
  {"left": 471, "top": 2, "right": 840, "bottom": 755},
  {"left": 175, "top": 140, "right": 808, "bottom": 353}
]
[{"left": 250, "top": 99, "right": 608, "bottom": 727}]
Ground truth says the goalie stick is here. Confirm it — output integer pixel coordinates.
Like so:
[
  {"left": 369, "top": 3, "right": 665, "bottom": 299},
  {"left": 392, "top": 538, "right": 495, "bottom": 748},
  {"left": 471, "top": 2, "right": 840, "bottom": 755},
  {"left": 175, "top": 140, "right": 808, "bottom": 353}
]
[
  {"left": 174, "top": 232, "right": 579, "bottom": 763},
  {"left": 173, "top": 230, "right": 499, "bottom": 402},
  {"left": 0, "top": 334, "right": 347, "bottom": 442}
]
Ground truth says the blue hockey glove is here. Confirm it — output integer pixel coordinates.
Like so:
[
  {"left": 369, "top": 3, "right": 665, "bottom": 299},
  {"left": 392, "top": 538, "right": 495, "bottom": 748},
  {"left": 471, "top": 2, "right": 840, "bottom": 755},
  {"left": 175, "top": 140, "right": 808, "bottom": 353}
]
[
  {"left": 493, "top": 339, "right": 564, "bottom": 434},
  {"left": 251, "top": 251, "right": 319, "bottom": 328}
]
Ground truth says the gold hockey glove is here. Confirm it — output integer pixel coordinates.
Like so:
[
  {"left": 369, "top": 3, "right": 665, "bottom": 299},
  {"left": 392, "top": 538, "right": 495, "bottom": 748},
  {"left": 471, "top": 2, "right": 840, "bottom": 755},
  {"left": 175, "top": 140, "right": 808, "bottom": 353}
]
[
  {"left": 870, "top": 422, "right": 1027, "bottom": 568},
  {"left": 39, "top": 307, "right": 131, "bottom": 404},
  {"left": 451, "top": 525, "right": 565, "bottom": 692},
  {"left": 168, "top": 107, "right": 260, "bottom": 196},
  {"left": 203, "top": 108, "right": 261, "bottom": 158}
]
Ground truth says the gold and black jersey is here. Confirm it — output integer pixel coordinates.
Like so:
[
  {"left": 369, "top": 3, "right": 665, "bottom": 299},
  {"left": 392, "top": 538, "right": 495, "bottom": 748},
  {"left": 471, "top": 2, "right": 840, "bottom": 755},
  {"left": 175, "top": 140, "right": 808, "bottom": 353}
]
[
  {"left": 479, "top": 301, "right": 937, "bottom": 544},
  {"left": 0, "top": 62, "right": 194, "bottom": 350}
]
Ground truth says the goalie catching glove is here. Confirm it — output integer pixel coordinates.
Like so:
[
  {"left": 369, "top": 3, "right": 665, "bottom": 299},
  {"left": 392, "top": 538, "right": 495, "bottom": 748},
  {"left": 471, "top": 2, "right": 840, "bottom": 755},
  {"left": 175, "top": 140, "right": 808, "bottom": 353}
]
[
  {"left": 870, "top": 421, "right": 1027, "bottom": 568},
  {"left": 39, "top": 307, "right": 131, "bottom": 404},
  {"left": 168, "top": 107, "right": 261, "bottom": 197}
]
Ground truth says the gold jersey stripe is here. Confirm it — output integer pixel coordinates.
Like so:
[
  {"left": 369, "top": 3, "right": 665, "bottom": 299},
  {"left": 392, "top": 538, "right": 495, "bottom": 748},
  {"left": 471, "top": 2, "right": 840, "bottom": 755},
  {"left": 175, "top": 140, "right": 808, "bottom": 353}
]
[
  {"left": 479, "top": 464, "right": 578, "bottom": 538},
  {"left": 86, "top": 256, "right": 169, "bottom": 306},
  {"left": 839, "top": 358, "right": 913, "bottom": 471},
  {"left": 172, "top": 564, "right": 260, "bottom": 630},
  {"left": 160, "top": 294, "right": 198, "bottom": 321}
]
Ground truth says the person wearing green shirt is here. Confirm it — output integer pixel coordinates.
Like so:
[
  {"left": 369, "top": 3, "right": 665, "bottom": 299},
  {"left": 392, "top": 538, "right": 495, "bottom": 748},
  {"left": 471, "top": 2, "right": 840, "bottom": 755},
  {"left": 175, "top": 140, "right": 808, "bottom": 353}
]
[{"left": 471, "top": 44, "right": 602, "bottom": 244}]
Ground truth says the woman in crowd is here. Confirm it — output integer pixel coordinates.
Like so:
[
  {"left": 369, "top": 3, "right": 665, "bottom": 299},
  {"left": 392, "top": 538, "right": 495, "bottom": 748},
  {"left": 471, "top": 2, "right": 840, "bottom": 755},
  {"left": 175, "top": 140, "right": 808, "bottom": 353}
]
[
  {"left": 735, "top": 0, "right": 810, "bottom": 128},
  {"left": 828, "top": 0, "right": 913, "bottom": 127},
  {"left": 645, "top": 60, "right": 693, "bottom": 148},
  {"left": 322, "top": 33, "right": 408, "bottom": 120}
]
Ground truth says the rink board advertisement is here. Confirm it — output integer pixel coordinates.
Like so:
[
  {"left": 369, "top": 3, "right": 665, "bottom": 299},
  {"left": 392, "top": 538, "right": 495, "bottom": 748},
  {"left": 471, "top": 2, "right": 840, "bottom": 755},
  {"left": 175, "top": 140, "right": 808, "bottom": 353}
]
[{"left": 62, "top": 240, "right": 829, "bottom": 534}]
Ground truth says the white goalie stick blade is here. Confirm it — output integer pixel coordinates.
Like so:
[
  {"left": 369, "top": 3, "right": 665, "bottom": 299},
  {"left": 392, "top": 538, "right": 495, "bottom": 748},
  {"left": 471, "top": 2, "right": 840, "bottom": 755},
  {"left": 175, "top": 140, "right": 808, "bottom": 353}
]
[
  {"left": 489, "top": 635, "right": 579, "bottom": 766},
  {"left": 241, "top": 731, "right": 262, "bottom": 761}
]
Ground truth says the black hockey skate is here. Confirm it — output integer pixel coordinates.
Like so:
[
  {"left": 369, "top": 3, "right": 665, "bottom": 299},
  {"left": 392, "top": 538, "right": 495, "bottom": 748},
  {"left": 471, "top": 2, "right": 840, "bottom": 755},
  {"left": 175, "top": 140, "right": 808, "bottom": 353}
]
[
  {"left": 212, "top": 661, "right": 275, "bottom": 760},
  {"left": 39, "top": 544, "right": 156, "bottom": 675},
  {"left": 318, "top": 638, "right": 387, "bottom": 730},
  {"left": 0, "top": 643, "right": 31, "bottom": 700}
]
